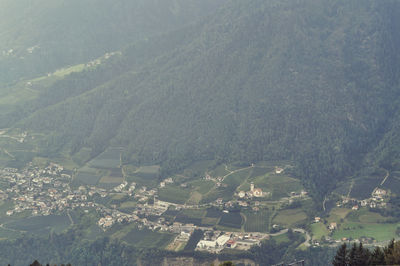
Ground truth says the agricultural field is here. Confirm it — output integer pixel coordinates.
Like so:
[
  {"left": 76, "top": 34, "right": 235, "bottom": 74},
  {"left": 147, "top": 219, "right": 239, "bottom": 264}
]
[
  {"left": 243, "top": 210, "right": 270, "bottom": 232},
  {"left": 327, "top": 208, "right": 352, "bottom": 224},
  {"left": 175, "top": 212, "right": 202, "bottom": 226},
  {"left": 218, "top": 212, "right": 243, "bottom": 229},
  {"left": 382, "top": 175, "right": 400, "bottom": 195},
  {"left": 187, "top": 179, "right": 214, "bottom": 194},
  {"left": 122, "top": 227, "right": 174, "bottom": 248},
  {"left": 71, "top": 147, "right": 92, "bottom": 166},
  {"left": 272, "top": 208, "right": 307, "bottom": 228},
  {"left": 181, "top": 209, "right": 206, "bottom": 219},
  {"left": 125, "top": 164, "right": 160, "bottom": 187},
  {"left": 0, "top": 226, "right": 22, "bottom": 240},
  {"left": 186, "top": 191, "right": 202, "bottom": 205},
  {"left": 313, "top": 208, "right": 398, "bottom": 242},
  {"left": 170, "top": 208, "right": 222, "bottom": 227},
  {"left": 249, "top": 167, "right": 271, "bottom": 179},
  {"left": 158, "top": 185, "right": 191, "bottom": 204},
  {"left": 201, "top": 217, "right": 219, "bottom": 226},
  {"left": 118, "top": 201, "right": 137, "bottom": 212},
  {"left": 201, "top": 187, "right": 229, "bottom": 203},
  {"left": 332, "top": 222, "right": 400, "bottom": 242},
  {"left": 272, "top": 232, "right": 290, "bottom": 244},
  {"left": 74, "top": 166, "right": 103, "bottom": 185},
  {"left": 205, "top": 208, "right": 223, "bottom": 218},
  {"left": 5, "top": 214, "right": 71, "bottom": 236},
  {"left": 88, "top": 147, "right": 122, "bottom": 169},
  {"left": 182, "top": 160, "right": 215, "bottom": 178},
  {"left": 219, "top": 168, "right": 252, "bottom": 199},
  {"left": 350, "top": 176, "right": 382, "bottom": 199},
  {"left": 250, "top": 174, "right": 303, "bottom": 200},
  {"left": 310, "top": 223, "right": 330, "bottom": 240},
  {"left": 210, "top": 164, "right": 230, "bottom": 178}
]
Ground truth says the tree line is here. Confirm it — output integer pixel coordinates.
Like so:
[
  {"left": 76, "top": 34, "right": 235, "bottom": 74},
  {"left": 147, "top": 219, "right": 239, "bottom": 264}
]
[{"left": 333, "top": 240, "right": 400, "bottom": 266}]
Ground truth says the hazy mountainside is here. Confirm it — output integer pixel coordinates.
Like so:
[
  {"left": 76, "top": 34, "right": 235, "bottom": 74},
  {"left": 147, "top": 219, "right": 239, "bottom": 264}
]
[
  {"left": 0, "top": 0, "right": 226, "bottom": 84},
  {"left": 3, "top": 0, "right": 400, "bottom": 199}
]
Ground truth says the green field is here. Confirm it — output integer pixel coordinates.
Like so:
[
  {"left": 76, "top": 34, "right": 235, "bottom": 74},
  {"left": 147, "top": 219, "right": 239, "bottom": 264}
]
[
  {"left": 210, "top": 164, "right": 230, "bottom": 177},
  {"left": 273, "top": 208, "right": 307, "bottom": 227},
  {"left": 158, "top": 185, "right": 191, "bottom": 204},
  {"left": 125, "top": 164, "right": 160, "bottom": 187},
  {"left": 243, "top": 210, "right": 270, "bottom": 232},
  {"left": 333, "top": 223, "right": 400, "bottom": 242},
  {"left": 206, "top": 208, "right": 223, "bottom": 218},
  {"left": 311, "top": 223, "right": 330, "bottom": 240},
  {"left": 175, "top": 213, "right": 202, "bottom": 225},
  {"left": 218, "top": 212, "right": 243, "bottom": 229},
  {"left": 182, "top": 160, "right": 215, "bottom": 177},
  {"left": 272, "top": 232, "right": 290, "bottom": 244},
  {"left": 5, "top": 214, "right": 71, "bottom": 235},
  {"left": 249, "top": 167, "right": 271, "bottom": 179},
  {"left": 327, "top": 208, "right": 352, "bottom": 224},
  {"left": 350, "top": 177, "right": 382, "bottom": 199},
  {"left": 188, "top": 179, "right": 215, "bottom": 194},
  {"left": 75, "top": 166, "right": 103, "bottom": 185},
  {"left": 122, "top": 227, "right": 174, "bottom": 248},
  {"left": 252, "top": 174, "right": 303, "bottom": 200},
  {"left": 181, "top": 209, "right": 206, "bottom": 219}
]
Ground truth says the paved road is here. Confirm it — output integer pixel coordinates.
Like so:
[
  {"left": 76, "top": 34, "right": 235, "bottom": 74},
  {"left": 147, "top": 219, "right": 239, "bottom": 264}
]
[{"left": 293, "top": 228, "right": 311, "bottom": 247}]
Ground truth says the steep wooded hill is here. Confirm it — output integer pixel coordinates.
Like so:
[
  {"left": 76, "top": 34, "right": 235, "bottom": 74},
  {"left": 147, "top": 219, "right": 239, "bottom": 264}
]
[
  {"left": 0, "top": 0, "right": 226, "bottom": 84},
  {"left": 3, "top": 0, "right": 400, "bottom": 198}
]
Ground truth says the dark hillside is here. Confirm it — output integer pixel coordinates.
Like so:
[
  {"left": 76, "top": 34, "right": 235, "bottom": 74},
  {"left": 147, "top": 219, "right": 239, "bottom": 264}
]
[{"left": 4, "top": 0, "right": 400, "bottom": 199}]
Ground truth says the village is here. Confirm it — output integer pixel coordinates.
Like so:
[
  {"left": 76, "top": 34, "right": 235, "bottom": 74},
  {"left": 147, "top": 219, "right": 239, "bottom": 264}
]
[
  {"left": 0, "top": 162, "right": 278, "bottom": 253},
  {"left": 0, "top": 161, "right": 392, "bottom": 253}
]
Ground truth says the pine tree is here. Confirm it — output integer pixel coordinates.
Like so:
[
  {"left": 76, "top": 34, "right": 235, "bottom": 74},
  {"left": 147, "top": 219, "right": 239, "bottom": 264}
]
[
  {"left": 333, "top": 243, "right": 348, "bottom": 266},
  {"left": 370, "top": 247, "right": 385, "bottom": 265},
  {"left": 348, "top": 243, "right": 357, "bottom": 266},
  {"left": 355, "top": 243, "right": 370, "bottom": 266},
  {"left": 385, "top": 240, "right": 400, "bottom": 265},
  {"left": 30, "top": 260, "right": 42, "bottom": 266}
]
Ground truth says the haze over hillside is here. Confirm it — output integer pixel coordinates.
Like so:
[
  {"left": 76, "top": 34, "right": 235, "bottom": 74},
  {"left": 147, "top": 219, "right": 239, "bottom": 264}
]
[
  {"left": 2, "top": 0, "right": 399, "bottom": 198},
  {"left": 0, "top": 1, "right": 400, "bottom": 264},
  {"left": 0, "top": 0, "right": 226, "bottom": 84}
]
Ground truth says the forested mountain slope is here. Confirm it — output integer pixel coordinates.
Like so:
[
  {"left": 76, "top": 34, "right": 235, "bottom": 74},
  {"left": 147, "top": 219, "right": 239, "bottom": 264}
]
[
  {"left": 4, "top": 0, "right": 400, "bottom": 199},
  {"left": 0, "top": 0, "right": 226, "bottom": 84}
]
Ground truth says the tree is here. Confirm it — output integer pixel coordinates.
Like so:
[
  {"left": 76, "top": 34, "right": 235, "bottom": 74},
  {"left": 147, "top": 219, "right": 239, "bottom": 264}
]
[
  {"left": 370, "top": 247, "right": 385, "bottom": 265},
  {"left": 332, "top": 243, "right": 347, "bottom": 266},
  {"left": 355, "top": 243, "right": 370, "bottom": 266},
  {"left": 384, "top": 240, "right": 400, "bottom": 265},
  {"left": 219, "top": 262, "right": 235, "bottom": 266},
  {"left": 348, "top": 243, "right": 357, "bottom": 266},
  {"left": 30, "top": 261, "right": 42, "bottom": 266}
]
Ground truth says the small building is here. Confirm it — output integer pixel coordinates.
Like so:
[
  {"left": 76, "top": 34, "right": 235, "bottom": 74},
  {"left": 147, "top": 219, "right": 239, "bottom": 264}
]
[
  {"left": 329, "top": 222, "right": 337, "bottom": 230},
  {"left": 275, "top": 167, "right": 284, "bottom": 174},
  {"left": 226, "top": 240, "right": 237, "bottom": 248},
  {"left": 253, "top": 188, "right": 263, "bottom": 197},
  {"left": 216, "top": 235, "right": 230, "bottom": 247},
  {"left": 373, "top": 189, "right": 387, "bottom": 197},
  {"left": 314, "top": 217, "right": 321, "bottom": 223}
]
